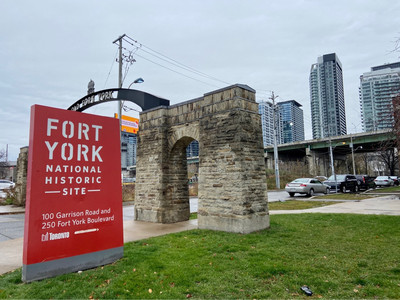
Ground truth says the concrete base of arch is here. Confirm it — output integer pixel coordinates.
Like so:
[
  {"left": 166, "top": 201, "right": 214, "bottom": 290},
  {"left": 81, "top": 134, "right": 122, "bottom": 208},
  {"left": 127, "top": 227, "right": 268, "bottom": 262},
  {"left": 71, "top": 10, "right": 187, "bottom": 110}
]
[
  {"left": 134, "top": 206, "right": 190, "bottom": 224},
  {"left": 198, "top": 213, "right": 270, "bottom": 234}
]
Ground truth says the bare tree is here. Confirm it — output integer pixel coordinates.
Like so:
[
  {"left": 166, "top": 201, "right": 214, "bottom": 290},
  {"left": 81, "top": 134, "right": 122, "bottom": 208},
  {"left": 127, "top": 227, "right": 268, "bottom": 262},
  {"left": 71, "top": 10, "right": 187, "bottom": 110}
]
[
  {"left": 0, "top": 149, "right": 6, "bottom": 162},
  {"left": 377, "top": 147, "right": 398, "bottom": 175},
  {"left": 0, "top": 149, "right": 7, "bottom": 179}
]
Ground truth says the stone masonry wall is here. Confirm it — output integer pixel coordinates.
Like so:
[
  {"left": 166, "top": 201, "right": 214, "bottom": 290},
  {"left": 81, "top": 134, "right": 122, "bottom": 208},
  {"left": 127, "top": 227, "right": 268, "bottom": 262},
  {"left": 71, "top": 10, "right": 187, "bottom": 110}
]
[
  {"left": 15, "top": 146, "right": 29, "bottom": 206},
  {"left": 135, "top": 84, "right": 269, "bottom": 233},
  {"left": 197, "top": 86, "right": 269, "bottom": 233},
  {"left": 134, "top": 109, "right": 170, "bottom": 222}
]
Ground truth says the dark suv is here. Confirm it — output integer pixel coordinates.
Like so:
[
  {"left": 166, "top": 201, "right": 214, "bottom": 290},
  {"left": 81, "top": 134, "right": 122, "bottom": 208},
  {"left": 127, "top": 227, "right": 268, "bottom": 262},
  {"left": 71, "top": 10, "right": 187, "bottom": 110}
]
[
  {"left": 355, "top": 175, "right": 376, "bottom": 190},
  {"left": 324, "top": 174, "right": 358, "bottom": 193}
]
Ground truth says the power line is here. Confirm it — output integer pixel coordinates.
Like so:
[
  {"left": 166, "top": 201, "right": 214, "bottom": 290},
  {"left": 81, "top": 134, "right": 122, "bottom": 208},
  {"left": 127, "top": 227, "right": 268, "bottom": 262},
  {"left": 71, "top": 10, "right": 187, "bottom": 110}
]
[
  {"left": 134, "top": 52, "right": 221, "bottom": 88},
  {"left": 122, "top": 34, "right": 231, "bottom": 87},
  {"left": 122, "top": 48, "right": 138, "bottom": 85},
  {"left": 103, "top": 48, "right": 119, "bottom": 88}
]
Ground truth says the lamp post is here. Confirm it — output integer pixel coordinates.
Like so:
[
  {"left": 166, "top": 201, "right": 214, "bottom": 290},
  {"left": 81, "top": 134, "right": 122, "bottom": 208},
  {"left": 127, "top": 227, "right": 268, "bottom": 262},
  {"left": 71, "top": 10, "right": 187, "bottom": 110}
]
[
  {"left": 270, "top": 91, "right": 280, "bottom": 189},
  {"left": 128, "top": 78, "right": 144, "bottom": 88},
  {"left": 350, "top": 135, "right": 363, "bottom": 175},
  {"left": 351, "top": 135, "right": 355, "bottom": 176},
  {"left": 119, "top": 77, "right": 144, "bottom": 127},
  {"left": 328, "top": 138, "right": 337, "bottom": 193}
]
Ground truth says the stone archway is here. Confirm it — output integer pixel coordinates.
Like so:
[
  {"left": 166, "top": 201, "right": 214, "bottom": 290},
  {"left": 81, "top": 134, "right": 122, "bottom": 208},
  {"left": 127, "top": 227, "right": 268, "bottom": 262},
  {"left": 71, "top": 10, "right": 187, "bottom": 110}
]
[
  {"left": 134, "top": 84, "right": 269, "bottom": 234},
  {"left": 164, "top": 136, "right": 196, "bottom": 222}
]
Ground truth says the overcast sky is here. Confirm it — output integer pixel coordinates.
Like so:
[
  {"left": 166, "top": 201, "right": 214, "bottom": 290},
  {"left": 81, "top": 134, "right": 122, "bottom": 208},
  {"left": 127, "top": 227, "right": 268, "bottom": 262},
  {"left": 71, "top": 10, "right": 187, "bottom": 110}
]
[{"left": 1, "top": 0, "right": 399, "bottom": 161}]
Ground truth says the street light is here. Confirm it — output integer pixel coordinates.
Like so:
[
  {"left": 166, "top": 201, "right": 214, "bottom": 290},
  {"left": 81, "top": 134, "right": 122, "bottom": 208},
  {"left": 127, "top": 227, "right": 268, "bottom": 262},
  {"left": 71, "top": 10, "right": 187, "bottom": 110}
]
[
  {"left": 350, "top": 135, "right": 363, "bottom": 175},
  {"left": 118, "top": 78, "right": 144, "bottom": 140},
  {"left": 128, "top": 77, "right": 144, "bottom": 88},
  {"left": 329, "top": 138, "right": 337, "bottom": 193},
  {"left": 270, "top": 91, "right": 280, "bottom": 189}
]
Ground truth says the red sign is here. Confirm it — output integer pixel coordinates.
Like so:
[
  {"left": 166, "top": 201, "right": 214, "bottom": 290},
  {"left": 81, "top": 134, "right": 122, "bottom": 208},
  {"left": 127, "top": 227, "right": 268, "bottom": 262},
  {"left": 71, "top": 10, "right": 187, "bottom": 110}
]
[{"left": 23, "top": 105, "right": 123, "bottom": 280}]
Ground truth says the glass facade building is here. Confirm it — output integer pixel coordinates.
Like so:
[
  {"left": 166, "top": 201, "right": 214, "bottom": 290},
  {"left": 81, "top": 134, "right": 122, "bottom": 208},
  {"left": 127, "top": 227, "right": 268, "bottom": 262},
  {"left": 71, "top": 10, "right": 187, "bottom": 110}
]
[
  {"left": 258, "top": 101, "right": 274, "bottom": 147},
  {"left": 310, "top": 53, "right": 346, "bottom": 138},
  {"left": 121, "top": 131, "right": 137, "bottom": 169},
  {"left": 258, "top": 99, "right": 305, "bottom": 146},
  {"left": 277, "top": 100, "right": 305, "bottom": 144},
  {"left": 186, "top": 140, "right": 199, "bottom": 157},
  {"left": 359, "top": 62, "right": 400, "bottom": 132}
]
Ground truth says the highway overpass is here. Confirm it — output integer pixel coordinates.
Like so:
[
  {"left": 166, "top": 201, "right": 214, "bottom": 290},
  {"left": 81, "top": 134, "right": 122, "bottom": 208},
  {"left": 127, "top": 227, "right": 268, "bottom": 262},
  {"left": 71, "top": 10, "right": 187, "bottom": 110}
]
[{"left": 264, "top": 129, "right": 394, "bottom": 176}]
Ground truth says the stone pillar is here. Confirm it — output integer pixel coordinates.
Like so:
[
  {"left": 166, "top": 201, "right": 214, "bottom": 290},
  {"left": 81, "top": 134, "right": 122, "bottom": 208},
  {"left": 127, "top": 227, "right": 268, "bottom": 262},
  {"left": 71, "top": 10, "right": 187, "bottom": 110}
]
[
  {"left": 197, "top": 85, "right": 269, "bottom": 234},
  {"left": 134, "top": 108, "right": 172, "bottom": 222},
  {"left": 15, "top": 146, "right": 28, "bottom": 206}
]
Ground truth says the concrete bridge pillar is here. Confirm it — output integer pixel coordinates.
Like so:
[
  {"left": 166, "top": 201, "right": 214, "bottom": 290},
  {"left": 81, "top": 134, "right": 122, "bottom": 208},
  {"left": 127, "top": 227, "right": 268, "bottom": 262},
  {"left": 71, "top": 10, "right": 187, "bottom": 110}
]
[
  {"left": 306, "top": 147, "right": 317, "bottom": 176},
  {"left": 306, "top": 147, "right": 330, "bottom": 176}
]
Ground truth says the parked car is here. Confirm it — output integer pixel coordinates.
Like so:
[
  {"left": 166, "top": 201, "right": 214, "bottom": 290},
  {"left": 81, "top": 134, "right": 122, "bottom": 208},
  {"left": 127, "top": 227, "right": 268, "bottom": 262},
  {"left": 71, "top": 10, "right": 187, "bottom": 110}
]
[
  {"left": 0, "top": 180, "right": 15, "bottom": 191},
  {"left": 314, "top": 176, "right": 327, "bottom": 182},
  {"left": 389, "top": 176, "right": 399, "bottom": 186},
  {"left": 374, "top": 176, "right": 394, "bottom": 187},
  {"left": 324, "top": 174, "right": 358, "bottom": 193},
  {"left": 285, "top": 178, "right": 330, "bottom": 197},
  {"left": 122, "top": 177, "right": 136, "bottom": 183},
  {"left": 355, "top": 175, "right": 376, "bottom": 190}
]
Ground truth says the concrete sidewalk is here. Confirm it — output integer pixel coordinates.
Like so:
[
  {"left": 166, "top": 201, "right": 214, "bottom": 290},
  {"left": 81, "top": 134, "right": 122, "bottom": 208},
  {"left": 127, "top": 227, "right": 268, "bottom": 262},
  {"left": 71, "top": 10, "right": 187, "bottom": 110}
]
[
  {"left": 270, "top": 195, "right": 400, "bottom": 215},
  {"left": 0, "top": 195, "right": 399, "bottom": 276},
  {"left": 0, "top": 205, "right": 25, "bottom": 215}
]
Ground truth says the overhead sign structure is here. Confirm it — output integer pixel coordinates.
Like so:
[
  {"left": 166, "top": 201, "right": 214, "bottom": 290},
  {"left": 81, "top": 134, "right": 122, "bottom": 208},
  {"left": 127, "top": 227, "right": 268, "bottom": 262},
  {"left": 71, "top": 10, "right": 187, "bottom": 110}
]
[
  {"left": 23, "top": 105, "right": 123, "bottom": 282},
  {"left": 67, "top": 88, "right": 170, "bottom": 112},
  {"left": 114, "top": 114, "right": 139, "bottom": 134}
]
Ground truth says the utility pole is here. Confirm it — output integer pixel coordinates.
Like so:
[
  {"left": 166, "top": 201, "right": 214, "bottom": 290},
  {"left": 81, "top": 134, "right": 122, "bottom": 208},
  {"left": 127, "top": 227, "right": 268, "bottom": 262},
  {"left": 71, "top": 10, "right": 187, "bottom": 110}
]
[
  {"left": 350, "top": 135, "right": 356, "bottom": 176},
  {"left": 328, "top": 138, "right": 337, "bottom": 193},
  {"left": 327, "top": 124, "right": 337, "bottom": 193},
  {"left": 113, "top": 34, "right": 126, "bottom": 140},
  {"left": 270, "top": 91, "right": 280, "bottom": 189}
]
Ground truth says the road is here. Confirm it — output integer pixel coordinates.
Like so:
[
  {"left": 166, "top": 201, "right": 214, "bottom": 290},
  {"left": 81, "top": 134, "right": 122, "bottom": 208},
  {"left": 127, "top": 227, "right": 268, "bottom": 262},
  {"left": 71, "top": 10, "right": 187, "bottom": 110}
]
[
  {"left": 0, "top": 214, "right": 25, "bottom": 242},
  {"left": 0, "top": 190, "right": 299, "bottom": 242}
]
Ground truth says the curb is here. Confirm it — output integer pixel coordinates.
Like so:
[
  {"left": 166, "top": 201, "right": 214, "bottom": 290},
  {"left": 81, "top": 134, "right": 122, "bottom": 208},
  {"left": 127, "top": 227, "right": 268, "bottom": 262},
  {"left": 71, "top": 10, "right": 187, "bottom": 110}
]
[{"left": 0, "top": 205, "right": 25, "bottom": 215}]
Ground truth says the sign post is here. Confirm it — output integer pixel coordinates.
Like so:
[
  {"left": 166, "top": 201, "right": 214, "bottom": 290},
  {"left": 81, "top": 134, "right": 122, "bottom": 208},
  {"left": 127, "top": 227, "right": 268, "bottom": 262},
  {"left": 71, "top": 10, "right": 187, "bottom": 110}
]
[{"left": 23, "top": 105, "right": 123, "bottom": 282}]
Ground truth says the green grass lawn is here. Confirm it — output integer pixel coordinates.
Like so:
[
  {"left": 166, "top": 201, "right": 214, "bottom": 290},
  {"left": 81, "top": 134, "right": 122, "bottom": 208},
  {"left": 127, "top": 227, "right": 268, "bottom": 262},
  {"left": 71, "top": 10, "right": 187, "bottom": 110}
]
[
  {"left": 268, "top": 200, "right": 341, "bottom": 210},
  {"left": 1, "top": 214, "right": 400, "bottom": 299},
  {"left": 369, "top": 186, "right": 400, "bottom": 193},
  {"left": 313, "top": 193, "right": 374, "bottom": 201}
]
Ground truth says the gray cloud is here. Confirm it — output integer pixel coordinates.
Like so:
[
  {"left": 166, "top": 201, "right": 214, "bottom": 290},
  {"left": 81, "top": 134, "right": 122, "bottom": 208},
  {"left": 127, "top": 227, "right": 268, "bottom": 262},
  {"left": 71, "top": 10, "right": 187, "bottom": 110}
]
[{"left": 1, "top": 0, "right": 399, "bottom": 160}]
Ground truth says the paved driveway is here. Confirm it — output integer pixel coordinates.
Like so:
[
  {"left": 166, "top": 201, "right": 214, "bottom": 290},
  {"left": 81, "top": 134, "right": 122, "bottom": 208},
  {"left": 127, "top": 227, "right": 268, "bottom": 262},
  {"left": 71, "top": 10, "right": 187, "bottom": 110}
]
[{"left": 270, "top": 195, "right": 400, "bottom": 215}]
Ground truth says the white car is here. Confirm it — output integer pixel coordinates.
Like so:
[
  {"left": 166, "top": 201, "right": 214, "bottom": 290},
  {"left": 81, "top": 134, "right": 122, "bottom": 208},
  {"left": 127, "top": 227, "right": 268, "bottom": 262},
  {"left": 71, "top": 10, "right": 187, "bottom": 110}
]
[
  {"left": 0, "top": 180, "right": 15, "bottom": 191},
  {"left": 374, "top": 176, "right": 394, "bottom": 187},
  {"left": 285, "top": 178, "right": 330, "bottom": 197}
]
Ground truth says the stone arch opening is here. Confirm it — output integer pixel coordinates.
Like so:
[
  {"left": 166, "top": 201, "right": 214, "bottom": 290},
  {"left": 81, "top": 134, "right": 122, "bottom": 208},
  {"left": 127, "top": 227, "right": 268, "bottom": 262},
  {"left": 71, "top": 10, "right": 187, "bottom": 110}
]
[{"left": 164, "top": 136, "right": 195, "bottom": 223}]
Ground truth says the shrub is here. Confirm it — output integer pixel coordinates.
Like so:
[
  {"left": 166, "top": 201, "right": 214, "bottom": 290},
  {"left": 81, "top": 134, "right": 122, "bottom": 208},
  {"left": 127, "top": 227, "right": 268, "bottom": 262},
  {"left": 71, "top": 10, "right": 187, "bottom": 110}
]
[
  {"left": 122, "top": 183, "right": 135, "bottom": 202},
  {"left": 0, "top": 186, "right": 17, "bottom": 205}
]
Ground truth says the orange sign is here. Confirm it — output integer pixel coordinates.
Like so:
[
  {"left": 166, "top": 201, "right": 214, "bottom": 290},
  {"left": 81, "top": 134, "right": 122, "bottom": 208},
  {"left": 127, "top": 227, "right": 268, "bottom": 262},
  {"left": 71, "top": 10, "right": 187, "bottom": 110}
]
[{"left": 114, "top": 114, "right": 139, "bottom": 134}]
